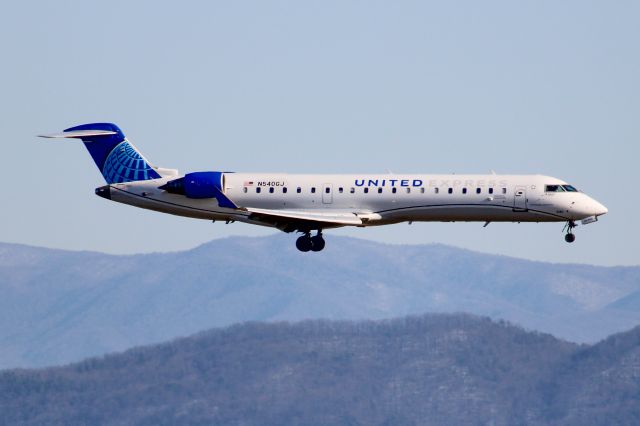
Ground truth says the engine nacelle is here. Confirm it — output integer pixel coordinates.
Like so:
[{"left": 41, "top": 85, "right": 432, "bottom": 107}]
[
  {"left": 159, "top": 171, "right": 237, "bottom": 208},
  {"left": 160, "top": 171, "right": 224, "bottom": 198},
  {"left": 184, "top": 171, "right": 224, "bottom": 199}
]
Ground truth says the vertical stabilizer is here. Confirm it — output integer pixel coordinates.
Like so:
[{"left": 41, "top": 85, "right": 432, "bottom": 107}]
[{"left": 41, "top": 123, "right": 162, "bottom": 184}]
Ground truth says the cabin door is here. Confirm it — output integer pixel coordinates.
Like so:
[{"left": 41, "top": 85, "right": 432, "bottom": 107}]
[
  {"left": 513, "top": 186, "right": 528, "bottom": 211},
  {"left": 322, "top": 183, "right": 333, "bottom": 204}
]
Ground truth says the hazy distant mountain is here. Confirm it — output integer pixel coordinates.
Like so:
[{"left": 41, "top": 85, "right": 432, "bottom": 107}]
[
  {"left": 0, "top": 236, "right": 638, "bottom": 369},
  {"left": 1, "top": 314, "right": 639, "bottom": 425}
]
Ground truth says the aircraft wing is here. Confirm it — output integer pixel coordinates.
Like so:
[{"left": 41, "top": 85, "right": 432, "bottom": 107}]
[{"left": 244, "top": 207, "right": 381, "bottom": 230}]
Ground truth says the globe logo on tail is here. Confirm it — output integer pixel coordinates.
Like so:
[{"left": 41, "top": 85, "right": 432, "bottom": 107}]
[{"left": 102, "top": 141, "right": 160, "bottom": 183}]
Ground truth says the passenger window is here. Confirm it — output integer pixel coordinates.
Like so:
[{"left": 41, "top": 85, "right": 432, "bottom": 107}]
[
  {"left": 462, "top": 188, "right": 467, "bottom": 194},
  {"left": 339, "top": 187, "right": 344, "bottom": 193},
  {"left": 420, "top": 188, "right": 425, "bottom": 194},
  {"left": 435, "top": 188, "right": 439, "bottom": 194},
  {"left": 350, "top": 187, "right": 355, "bottom": 193},
  {"left": 476, "top": 188, "right": 481, "bottom": 194},
  {"left": 364, "top": 188, "right": 369, "bottom": 194},
  {"left": 311, "top": 187, "right": 316, "bottom": 194},
  {"left": 502, "top": 188, "right": 507, "bottom": 194},
  {"left": 283, "top": 187, "right": 287, "bottom": 194},
  {"left": 269, "top": 187, "right": 274, "bottom": 193},
  {"left": 378, "top": 188, "right": 383, "bottom": 194},
  {"left": 256, "top": 187, "right": 261, "bottom": 193},
  {"left": 296, "top": 187, "right": 301, "bottom": 193},
  {"left": 488, "top": 188, "right": 494, "bottom": 194},
  {"left": 448, "top": 188, "right": 453, "bottom": 194},
  {"left": 406, "top": 188, "right": 411, "bottom": 194},
  {"left": 243, "top": 187, "right": 248, "bottom": 193},
  {"left": 392, "top": 188, "right": 397, "bottom": 194}
]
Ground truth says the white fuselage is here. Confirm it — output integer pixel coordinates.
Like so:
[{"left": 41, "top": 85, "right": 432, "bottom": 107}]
[
  {"left": 105, "top": 173, "right": 608, "bottom": 230},
  {"left": 42, "top": 122, "right": 608, "bottom": 250}
]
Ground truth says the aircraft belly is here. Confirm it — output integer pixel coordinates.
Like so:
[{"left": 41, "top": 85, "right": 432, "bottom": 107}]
[
  {"left": 377, "top": 205, "right": 562, "bottom": 223},
  {"left": 110, "top": 187, "right": 239, "bottom": 221}
]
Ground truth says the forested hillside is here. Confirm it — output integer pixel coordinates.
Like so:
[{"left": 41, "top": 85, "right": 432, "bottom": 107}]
[{"left": 1, "top": 314, "right": 639, "bottom": 425}]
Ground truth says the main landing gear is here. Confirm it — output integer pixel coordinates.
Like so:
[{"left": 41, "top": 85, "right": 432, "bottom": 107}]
[
  {"left": 564, "top": 221, "right": 577, "bottom": 243},
  {"left": 296, "top": 231, "right": 326, "bottom": 252}
]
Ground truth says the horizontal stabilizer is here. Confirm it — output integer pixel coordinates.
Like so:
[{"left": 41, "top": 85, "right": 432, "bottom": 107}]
[{"left": 38, "top": 130, "right": 118, "bottom": 139}]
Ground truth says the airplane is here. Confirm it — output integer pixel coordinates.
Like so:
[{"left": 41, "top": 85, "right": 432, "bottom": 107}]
[{"left": 40, "top": 123, "right": 608, "bottom": 252}]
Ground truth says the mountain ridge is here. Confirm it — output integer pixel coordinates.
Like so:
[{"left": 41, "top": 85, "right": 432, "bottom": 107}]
[
  {"left": 0, "top": 235, "right": 638, "bottom": 369},
  {"left": 4, "top": 236, "right": 637, "bottom": 268}
]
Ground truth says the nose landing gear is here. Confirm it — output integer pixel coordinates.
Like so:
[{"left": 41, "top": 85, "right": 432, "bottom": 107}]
[
  {"left": 296, "top": 231, "right": 326, "bottom": 252},
  {"left": 563, "top": 221, "right": 577, "bottom": 243}
]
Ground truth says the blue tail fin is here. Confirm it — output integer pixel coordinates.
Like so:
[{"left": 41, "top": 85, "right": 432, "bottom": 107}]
[{"left": 63, "top": 123, "right": 161, "bottom": 184}]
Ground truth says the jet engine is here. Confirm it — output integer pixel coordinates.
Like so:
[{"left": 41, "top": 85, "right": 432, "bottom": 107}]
[
  {"left": 159, "top": 172, "right": 237, "bottom": 208},
  {"left": 159, "top": 171, "right": 225, "bottom": 198}
]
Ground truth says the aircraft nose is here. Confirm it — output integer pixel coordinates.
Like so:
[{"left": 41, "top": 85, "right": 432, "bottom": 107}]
[
  {"left": 569, "top": 196, "right": 608, "bottom": 219},
  {"left": 593, "top": 200, "right": 608, "bottom": 216}
]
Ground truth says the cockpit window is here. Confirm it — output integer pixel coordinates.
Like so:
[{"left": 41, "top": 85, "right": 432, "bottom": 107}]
[
  {"left": 562, "top": 185, "right": 578, "bottom": 192},
  {"left": 545, "top": 185, "right": 565, "bottom": 192}
]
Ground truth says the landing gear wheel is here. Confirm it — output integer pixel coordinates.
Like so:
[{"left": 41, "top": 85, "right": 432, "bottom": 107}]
[
  {"left": 563, "top": 221, "right": 577, "bottom": 243},
  {"left": 296, "top": 235, "right": 312, "bottom": 252},
  {"left": 311, "top": 235, "right": 325, "bottom": 252}
]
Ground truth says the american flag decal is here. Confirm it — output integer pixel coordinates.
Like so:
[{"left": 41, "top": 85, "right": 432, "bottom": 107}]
[{"left": 244, "top": 181, "right": 254, "bottom": 186}]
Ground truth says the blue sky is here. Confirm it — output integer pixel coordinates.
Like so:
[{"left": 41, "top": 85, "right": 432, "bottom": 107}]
[{"left": 1, "top": 1, "right": 638, "bottom": 265}]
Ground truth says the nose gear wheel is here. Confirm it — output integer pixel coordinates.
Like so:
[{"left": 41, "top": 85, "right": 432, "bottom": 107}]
[{"left": 563, "top": 221, "right": 577, "bottom": 243}]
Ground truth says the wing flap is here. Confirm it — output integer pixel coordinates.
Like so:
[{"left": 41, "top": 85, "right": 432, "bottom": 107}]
[{"left": 245, "top": 207, "right": 369, "bottom": 226}]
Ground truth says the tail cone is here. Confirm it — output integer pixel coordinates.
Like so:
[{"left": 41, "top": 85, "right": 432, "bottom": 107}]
[{"left": 95, "top": 185, "right": 111, "bottom": 200}]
